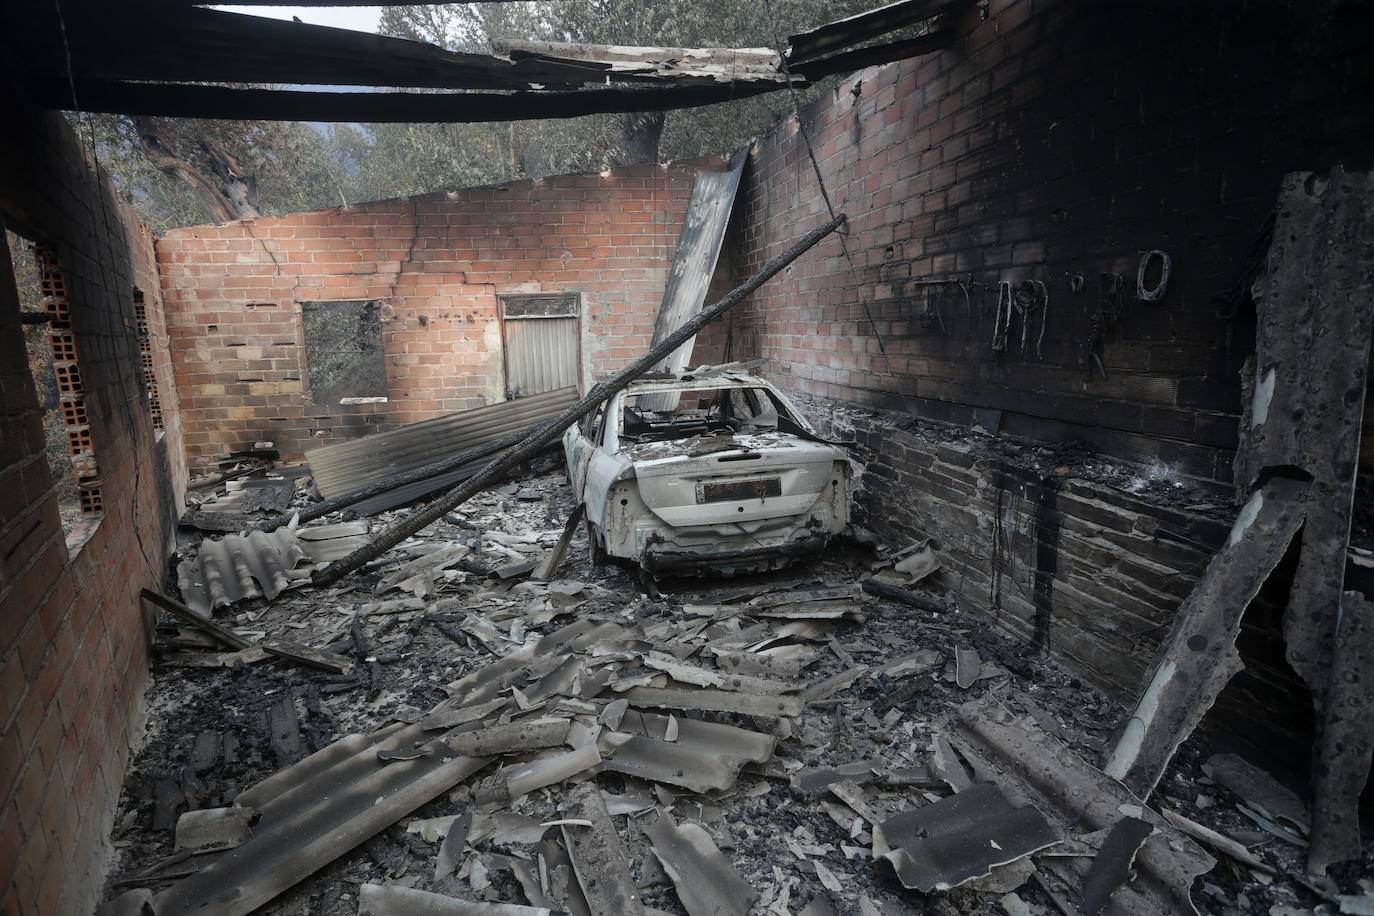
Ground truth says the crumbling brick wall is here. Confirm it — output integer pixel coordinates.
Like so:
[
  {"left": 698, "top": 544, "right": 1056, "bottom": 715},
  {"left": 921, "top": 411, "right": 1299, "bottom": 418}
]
[
  {"left": 728, "top": 0, "right": 1374, "bottom": 487},
  {"left": 157, "top": 164, "right": 709, "bottom": 466},
  {"left": 0, "top": 101, "right": 185, "bottom": 915}
]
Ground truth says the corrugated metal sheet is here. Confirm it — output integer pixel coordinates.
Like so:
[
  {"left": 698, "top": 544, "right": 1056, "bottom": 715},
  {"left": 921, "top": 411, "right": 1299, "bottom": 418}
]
[
  {"left": 347, "top": 455, "right": 489, "bottom": 517},
  {"left": 177, "top": 526, "right": 306, "bottom": 613},
  {"left": 305, "top": 386, "right": 577, "bottom": 499},
  {"left": 151, "top": 721, "right": 490, "bottom": 916},
  {"left": 504, "top": 315, "right": 579, "bottom": 398},
  {"left": 640, "top": 149, "right": 747, "bottom": 412}
]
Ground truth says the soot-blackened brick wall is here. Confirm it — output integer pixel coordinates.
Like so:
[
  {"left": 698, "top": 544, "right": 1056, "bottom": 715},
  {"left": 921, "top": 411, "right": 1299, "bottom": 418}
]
[
  {"left": 799, "top": 393, "right": 1312, "bottom": 769},
  {"left": 158, "top": 163, "right": 714, "bottom": 465},
  {"left": 728, "top": 0, "right": 1374, "bottom": 486},
  {"left": 0, "top": 99, "right": 185, "bottom": 915}
]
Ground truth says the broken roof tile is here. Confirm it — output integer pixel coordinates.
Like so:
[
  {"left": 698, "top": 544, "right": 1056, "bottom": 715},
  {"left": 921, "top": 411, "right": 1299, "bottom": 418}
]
[{"left": 873, "top": 782, "right": 1059, "bottom": 893}]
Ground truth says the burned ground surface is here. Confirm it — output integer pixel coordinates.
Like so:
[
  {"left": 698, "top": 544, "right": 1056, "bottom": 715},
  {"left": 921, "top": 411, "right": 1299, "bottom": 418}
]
[{"left": 100, "top": 470, "right": 1371, "bottom": 916}]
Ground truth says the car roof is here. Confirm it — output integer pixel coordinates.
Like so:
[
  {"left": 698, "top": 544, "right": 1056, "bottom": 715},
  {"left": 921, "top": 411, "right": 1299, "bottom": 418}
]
[{"left": 624, "top": 365, "right": 772, "bottom": 394}]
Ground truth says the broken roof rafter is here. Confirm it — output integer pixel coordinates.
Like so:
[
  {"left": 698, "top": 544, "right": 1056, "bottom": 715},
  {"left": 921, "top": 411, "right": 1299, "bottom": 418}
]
[
  {"left": 30, "top": 79, "right": 784, "bottom": 123},
  {"left": 11, "top": 0, "right": 964, "bottom": 121},
  {"left": 149, "top": 0, "right": 522, "bottom": 5},
  {"left": 786, "top": 0, "right": 966, "bottom": 62},
  {"left": 52, "top": 6, "right": 789, "bottom": 93}
]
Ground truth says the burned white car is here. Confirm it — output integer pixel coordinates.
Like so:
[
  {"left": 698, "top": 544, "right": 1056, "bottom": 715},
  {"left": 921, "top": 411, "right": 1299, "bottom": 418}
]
[{"left": 563, "top": 368, "right": 853, "bottom": 574}]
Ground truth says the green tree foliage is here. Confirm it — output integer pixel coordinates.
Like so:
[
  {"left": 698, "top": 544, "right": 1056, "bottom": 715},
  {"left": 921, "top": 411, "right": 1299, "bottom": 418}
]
[
  {"left": 80, "top": 1, "right": 876, "bottom": 229},
  {"left": 72, "top": 112, "right": 350, "bottom": 231}
]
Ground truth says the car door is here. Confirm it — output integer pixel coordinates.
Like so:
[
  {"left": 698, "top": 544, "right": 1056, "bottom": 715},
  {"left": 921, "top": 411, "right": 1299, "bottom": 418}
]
[
  {"left": 563, "top": 411, "right": 598, "bottom": 498},
  {"left": 583, "top": 395, "right": 628, "bottom": 529}
]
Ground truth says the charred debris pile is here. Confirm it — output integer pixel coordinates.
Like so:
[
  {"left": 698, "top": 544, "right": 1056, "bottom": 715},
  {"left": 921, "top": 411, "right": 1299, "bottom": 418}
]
[
  {"left": 98, "top": 176, "right": 1374, "bottom": 915},
  {"left": 100, "top": 460, "right": 1362, "bottom": 916}
]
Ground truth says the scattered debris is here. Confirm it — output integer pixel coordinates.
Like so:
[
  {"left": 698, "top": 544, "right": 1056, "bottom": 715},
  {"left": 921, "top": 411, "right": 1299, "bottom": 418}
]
[
  {"left": 560, "top": 782, "right": 644, "bottom": 916},
  {"left": 1080, "top": 817, "right": 1155, "bottom": 916},
  {"left": 644, "top": 812, "right": 759, "bottom": 916},
  {"left": 1202, "top": 753, "right": 1310, "bottom": 836},
  {"left": 173, "top": 805, "right": 253, "bottom": 853},
  {"left": 105, "top": 446, "right": 1350, "bottom": 916},
  {"left": 873, "top": 782, "right": 1058, "bottom": 892}
]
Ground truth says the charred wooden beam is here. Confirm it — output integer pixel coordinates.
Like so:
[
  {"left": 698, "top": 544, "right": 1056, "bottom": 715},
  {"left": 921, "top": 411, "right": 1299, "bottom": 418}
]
[
  {"left": 496, "top": 39, "right": 779, "bottom": 68},
  {"left": 787, "top": 0, "right": 966, "bottom": 63},
  {"left": 789, "top": 29, "right": 955, "bottom": 81},
  {"left": 32, "top": 80, "right": 782, "bottom": 123},
  {"left": 138, "top": 0, "right": 517, "bottom": 5},
  {"left": 43, "top": 8, "right": 788, "bottom": 93},
  {"left": 56, "top": 7, "right": 566, "bottom": 92},
  {"left": 309, "top": 213, "right": 847, "bottom": 588}
]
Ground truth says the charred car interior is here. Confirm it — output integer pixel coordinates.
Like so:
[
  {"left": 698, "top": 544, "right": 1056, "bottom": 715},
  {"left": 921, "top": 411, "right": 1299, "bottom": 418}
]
[{"left": 3, "top": 1, "right": 1374, "bottom": 915}]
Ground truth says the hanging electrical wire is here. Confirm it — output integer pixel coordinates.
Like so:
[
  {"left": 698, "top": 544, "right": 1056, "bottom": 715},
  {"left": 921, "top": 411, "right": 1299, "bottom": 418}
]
[
  {"left": 1136, "top": 249, "right": 1171, "bottom": 302},
  {"left": 992, "top": 280, "right": 1013, "bottom": 353},
  {"left": 762, "top": 0, "right": 894, "bottom": 374}
]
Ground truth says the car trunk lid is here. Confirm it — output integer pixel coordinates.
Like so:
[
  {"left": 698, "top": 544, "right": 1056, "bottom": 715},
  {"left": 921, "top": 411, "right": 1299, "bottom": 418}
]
[{"left": 626, "top": 432, "right": 840, "bottom": 527}]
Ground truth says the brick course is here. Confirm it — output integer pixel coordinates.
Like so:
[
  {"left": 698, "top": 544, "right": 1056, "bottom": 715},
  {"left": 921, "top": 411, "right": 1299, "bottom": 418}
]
[
  {"left": 157, "top": 165, "right": 716, "bottom": 465},
  {"left": 0, "top": 98, "right": 185, "bottom": 915}
]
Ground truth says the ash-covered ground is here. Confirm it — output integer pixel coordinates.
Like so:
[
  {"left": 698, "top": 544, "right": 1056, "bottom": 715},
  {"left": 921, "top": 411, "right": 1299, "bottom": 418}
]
[{"left": 100, "top": 471, "right": 1368, "bottom": 916}]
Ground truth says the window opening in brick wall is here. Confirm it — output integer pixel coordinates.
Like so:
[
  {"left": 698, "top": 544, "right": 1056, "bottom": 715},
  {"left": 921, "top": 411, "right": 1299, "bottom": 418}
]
[
  {"left": 7, "top": 232, "right": 102, "bottom": 534},
  {"left": 133, "top": 286, "right": 165, "bottom": 433},
  {"left": 500, "top": 293, "right": 581, "bottom": 399},
  {"left": 301, "top": 299, "right": 387, "bottom": 405}
]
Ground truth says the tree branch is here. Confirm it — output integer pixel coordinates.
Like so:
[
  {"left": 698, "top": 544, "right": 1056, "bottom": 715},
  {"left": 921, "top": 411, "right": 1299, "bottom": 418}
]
[{"left": 132, "top": 116, "right": 257, "bottom": 223}]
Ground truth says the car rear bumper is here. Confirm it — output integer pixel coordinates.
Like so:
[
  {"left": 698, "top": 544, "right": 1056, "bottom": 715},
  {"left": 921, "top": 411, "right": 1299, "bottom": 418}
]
[{"left": 642, "top": 533, "right": 829, "bottom": 574}]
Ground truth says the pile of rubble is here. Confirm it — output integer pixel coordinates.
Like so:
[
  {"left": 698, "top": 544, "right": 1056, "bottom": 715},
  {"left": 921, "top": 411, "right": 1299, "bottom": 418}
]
[{"left": 99, "top": 468, "right": 1370, "bottom": 916}]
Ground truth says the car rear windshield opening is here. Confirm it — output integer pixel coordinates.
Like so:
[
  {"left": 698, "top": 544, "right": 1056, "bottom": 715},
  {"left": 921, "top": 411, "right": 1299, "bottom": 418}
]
[{"left": 620, "top": 387, "right": 790, "bottom": 444}]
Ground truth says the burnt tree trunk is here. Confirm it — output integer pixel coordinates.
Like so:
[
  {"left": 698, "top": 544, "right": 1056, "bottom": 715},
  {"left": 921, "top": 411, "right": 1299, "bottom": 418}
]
[
  {"left": 616, "top": 111, "right": 665, "bottom": 166},
  {"left": 133, "top": 116, "right": 260, "bottom": 223}
]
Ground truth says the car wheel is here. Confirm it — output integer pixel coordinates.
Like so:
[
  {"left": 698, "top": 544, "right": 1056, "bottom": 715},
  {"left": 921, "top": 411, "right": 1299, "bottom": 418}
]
[{"left": 584, "top": 517, "right": 607, "bottom": 566}]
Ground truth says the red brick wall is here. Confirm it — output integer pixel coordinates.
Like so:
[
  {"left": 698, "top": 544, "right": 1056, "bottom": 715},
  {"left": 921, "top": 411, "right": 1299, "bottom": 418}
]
[
  {"left": 727, "top": 0, "right": 1374, "bottom": 486},
  {"left": 0, "top": 100, "right": 185, "bottom": 914},
  {"left": 158, "top": 164, "right": 712, "bottom": 465}
]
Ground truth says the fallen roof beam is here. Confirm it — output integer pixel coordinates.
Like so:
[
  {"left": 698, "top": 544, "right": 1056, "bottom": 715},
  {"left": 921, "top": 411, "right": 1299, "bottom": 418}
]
[
  {"left": 951, "top": 699, "right": 1215, "bottom": 915},
  {"left": 34, "top": 79, "right": 782, "bottom": 123},
  {"left": 307, "top": 212, "right": 846, "bottom": 587},
  {"left": 786, "top": 0, "right": 966, "bottom": 63}
]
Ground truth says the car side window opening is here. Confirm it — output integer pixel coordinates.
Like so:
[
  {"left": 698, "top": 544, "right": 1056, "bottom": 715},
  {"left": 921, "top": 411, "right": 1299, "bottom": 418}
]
[
  {"left": 581, "top": 404, "right": 603, "bottom": 439},
  {"left": 595, "top": 403, "right": 613, "bottom": 446},
  {"left": 617, "top": 387, "right": 793, "bottom": 445}
]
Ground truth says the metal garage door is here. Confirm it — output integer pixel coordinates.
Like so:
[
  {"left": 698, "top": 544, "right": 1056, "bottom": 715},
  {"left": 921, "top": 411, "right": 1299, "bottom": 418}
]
[{"left": 500, "top": 294, "right": 580, "bottom": 399}]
